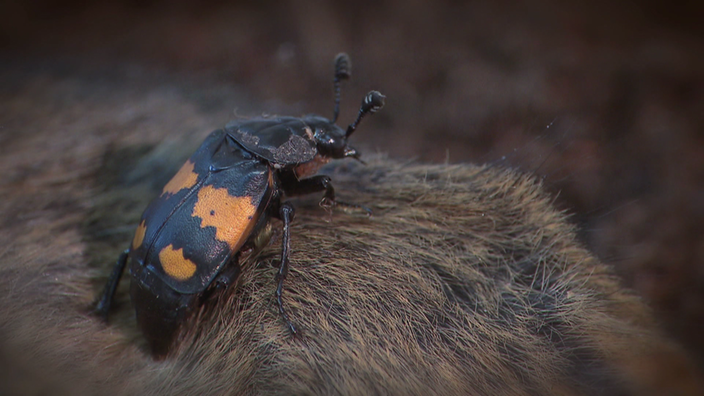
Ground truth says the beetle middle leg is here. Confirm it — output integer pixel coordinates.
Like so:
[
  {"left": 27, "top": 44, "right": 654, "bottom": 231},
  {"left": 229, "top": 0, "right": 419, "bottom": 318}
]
[
  {"left": 284, "top": 174, "right": 372, "bottom": 216},
  {"left": 276, "top": 201, "right": 297, "bottom": 335},
  {"left": 94, "top": 249, "right": 129, "bottom": 321}
]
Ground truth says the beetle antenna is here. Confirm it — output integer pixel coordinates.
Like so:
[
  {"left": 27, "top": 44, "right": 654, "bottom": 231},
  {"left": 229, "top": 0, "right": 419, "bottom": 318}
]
[
  {"left": 332, "top": 53, "right": 351, "bottom": 123},
  {"left": 346, "top": 91, "right": 385, "bottom": 138}
]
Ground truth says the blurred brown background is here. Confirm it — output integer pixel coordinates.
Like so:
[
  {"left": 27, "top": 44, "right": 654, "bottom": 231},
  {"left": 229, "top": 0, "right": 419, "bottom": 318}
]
[{"left": 2, "top": 0, "right": 703, "bottom": 367}]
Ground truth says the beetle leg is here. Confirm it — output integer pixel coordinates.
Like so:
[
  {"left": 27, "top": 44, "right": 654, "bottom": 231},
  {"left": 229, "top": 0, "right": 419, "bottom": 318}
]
[
  {"left": 94, "top": 249, "right": 129, "bottom": 321},
  {"left": 318, "top": 180, "right": 372, "bottom": 216},
  {"left": 276, "top": 201, "right": 297, "bottom": 335},
  {"left": 211, "top": 262, "right": 242, "bottom": 293},
  {"left": 284, "top": 175, "right": 372, "bottom": 216},
  {"left": 322, "top": 197, "right": 373, "bottom": 217}
]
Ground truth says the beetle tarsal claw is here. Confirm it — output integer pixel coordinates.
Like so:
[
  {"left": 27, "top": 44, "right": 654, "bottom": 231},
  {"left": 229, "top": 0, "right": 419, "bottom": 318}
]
[
  {"left": 319, "top": 197, "right": 335, "bottom": 209},
  {"left": 319, "top": 198, "right": 372, "bottom": 217}
]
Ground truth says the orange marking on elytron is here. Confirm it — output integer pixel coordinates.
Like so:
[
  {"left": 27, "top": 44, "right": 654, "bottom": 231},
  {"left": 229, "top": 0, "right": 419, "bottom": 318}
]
[
  {"left": 161, "top": 160, "right": 199, "bottom": 195},
  {"left": 159, "top": 244, "right": 197, "bottom": 281},
  {"left": 132, "top": 220, "right": 147, "bottom": 249},
  {"left": 192, "top": 185, "right": 257, "bottom": 250}
]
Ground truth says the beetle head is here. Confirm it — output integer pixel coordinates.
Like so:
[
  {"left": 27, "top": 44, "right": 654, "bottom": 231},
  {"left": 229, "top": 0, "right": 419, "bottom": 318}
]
[
  {"left": 306, "top": 118, "right": 349, "bottom": 159},
  {"left": 309, "top": 54, "right": 385, "bottom": 160},
  {"left": 307, "top": 90, "right": 384, "bottom": 160}
]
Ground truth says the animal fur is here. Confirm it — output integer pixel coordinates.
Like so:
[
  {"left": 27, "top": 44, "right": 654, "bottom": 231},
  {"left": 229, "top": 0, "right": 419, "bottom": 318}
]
[{"left": 0, "top": 60, "right": 702, "bottom": 395}]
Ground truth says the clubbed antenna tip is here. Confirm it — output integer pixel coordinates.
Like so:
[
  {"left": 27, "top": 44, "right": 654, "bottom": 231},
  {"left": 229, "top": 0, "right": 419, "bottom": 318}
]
[
  {"left": 361, "top": 90, "right": 385, "bottom": 113},
  {"left": 332, "top": 53, "right": 352, "bottom": 123},
  {"left": 334, "top": 53, "right": 351, "bottom": 80},
  {"left": 346, "top": 91, "right": 386, "bottom": 138}
]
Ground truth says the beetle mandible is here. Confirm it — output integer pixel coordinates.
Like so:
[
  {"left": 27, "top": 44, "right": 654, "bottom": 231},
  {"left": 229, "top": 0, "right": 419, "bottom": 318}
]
[{"left": 94, "top": 53, "right": 385, "bottom": 357}]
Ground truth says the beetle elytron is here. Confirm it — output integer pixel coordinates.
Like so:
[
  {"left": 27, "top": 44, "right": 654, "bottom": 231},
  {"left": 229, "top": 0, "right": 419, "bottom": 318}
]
[{"left": 94, "top": 53, "right": 385, "bottom": 357}]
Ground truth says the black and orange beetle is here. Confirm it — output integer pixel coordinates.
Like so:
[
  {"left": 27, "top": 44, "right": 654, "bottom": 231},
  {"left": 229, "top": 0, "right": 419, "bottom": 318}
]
[{"left": 94, "top": 53, "right": 385, "bottom": 357}]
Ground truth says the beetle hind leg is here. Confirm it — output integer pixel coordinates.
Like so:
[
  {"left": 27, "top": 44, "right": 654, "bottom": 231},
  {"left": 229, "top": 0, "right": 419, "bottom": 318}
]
[
  {"left": 94, "top": 249, "right": 129, "bottom": 321},
  {"left": 276, "top": 202, "right": 298, "bottom": 335}
]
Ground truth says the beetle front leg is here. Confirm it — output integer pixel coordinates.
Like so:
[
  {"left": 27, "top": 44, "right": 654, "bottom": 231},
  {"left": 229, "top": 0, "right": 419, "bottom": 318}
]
[
  {"left": 276, "top": 201, "right": 297, "bottom": 335},
  {"left": 94, "top": 249, "right": 129, "bottom": 321},
  {"left": 284, "top": 175, "right": 372, "bottom": 216},
  {"left": 318, "top": 179, "right": 372, "bottom": 216}
]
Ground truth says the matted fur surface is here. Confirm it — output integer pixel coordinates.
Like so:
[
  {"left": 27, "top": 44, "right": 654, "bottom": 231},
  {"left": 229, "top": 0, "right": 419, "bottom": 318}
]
[{"left": 0, "top": 61, "right": 702, "bottom": 395}]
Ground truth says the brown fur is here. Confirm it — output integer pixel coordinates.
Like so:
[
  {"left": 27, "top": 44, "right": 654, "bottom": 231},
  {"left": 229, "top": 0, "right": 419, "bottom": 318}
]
[{"left": 1, "top": 60, "right": 702, "bottom": 395}]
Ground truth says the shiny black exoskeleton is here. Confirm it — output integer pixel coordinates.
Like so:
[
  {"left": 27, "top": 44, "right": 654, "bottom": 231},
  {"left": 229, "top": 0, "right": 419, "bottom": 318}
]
[{"left": 94, "top": 53, "right": 385, "bottom": 357}]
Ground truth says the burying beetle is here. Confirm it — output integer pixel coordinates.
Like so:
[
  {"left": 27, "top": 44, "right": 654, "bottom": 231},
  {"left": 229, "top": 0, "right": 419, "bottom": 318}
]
[{"left": 94, "top": 53, "right": 385, "bottom": 357}]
